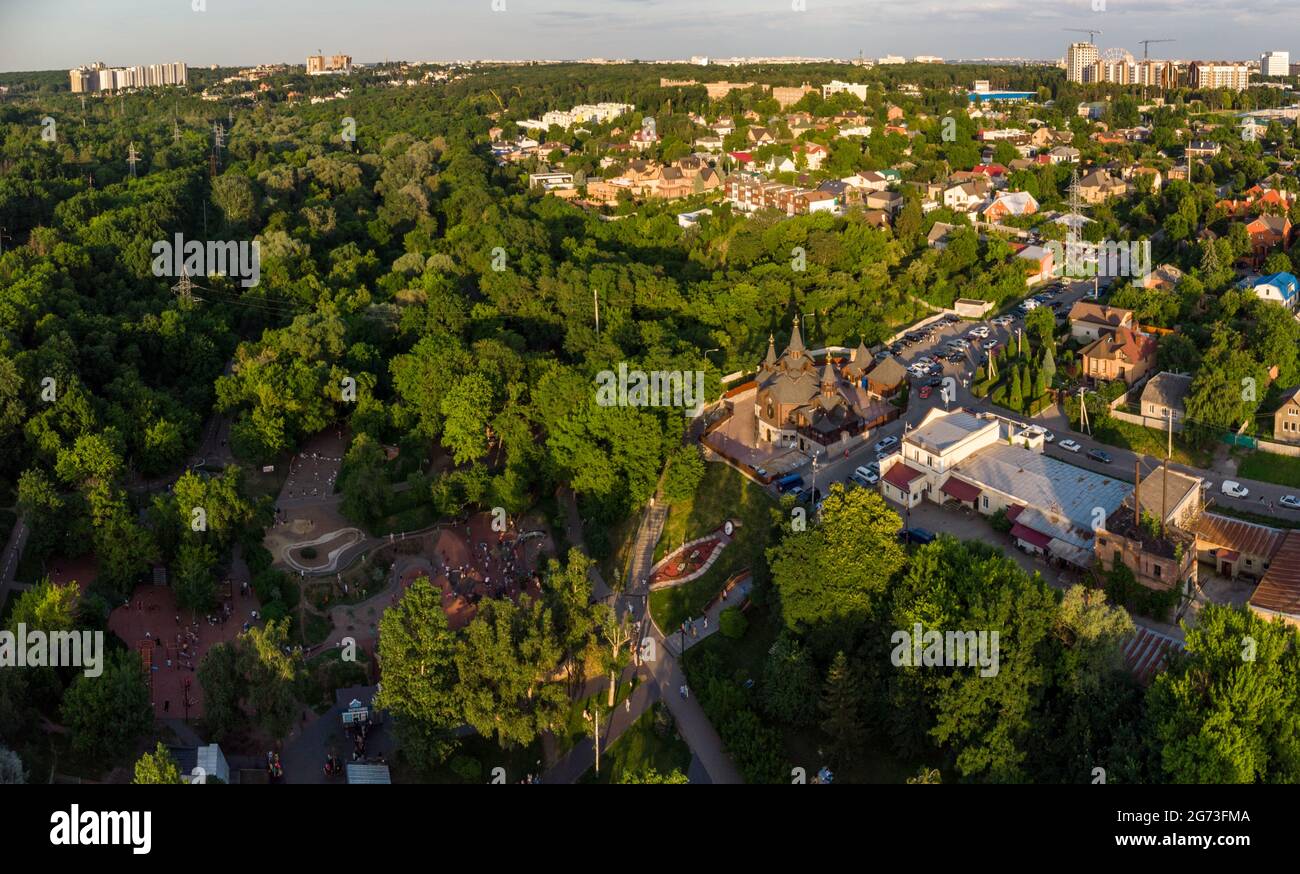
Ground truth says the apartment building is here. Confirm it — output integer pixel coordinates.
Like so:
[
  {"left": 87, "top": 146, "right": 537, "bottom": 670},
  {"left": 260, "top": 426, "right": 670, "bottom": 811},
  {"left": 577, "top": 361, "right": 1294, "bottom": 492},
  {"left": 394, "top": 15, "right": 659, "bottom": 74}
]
[
  {"left": 1189, "top": 61, "right": 1251, "bottom": 91},
  {"left": 723, "top": 175, "right": 837, "bottom": 215},
  {"left": 306, "top": 54, "right": 352, "bottom": 75},
  {"left": 822, "top": 80, "right": 869, "bottom": 101},
  {"left": 1066, "top": 42, "right": 1099, "bottom": 83},
  {"left": 69, "top": 61, "right": 187, "bottom": 92}
]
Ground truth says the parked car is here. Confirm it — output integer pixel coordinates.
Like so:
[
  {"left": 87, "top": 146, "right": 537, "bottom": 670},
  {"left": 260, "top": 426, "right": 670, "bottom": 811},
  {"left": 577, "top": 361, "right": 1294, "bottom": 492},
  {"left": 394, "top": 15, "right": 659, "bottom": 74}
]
[
  {"left": 775, "top": 472, "right": 804, "bottom": 492},
  {"left": 919, "top": 385, "right": 933, "bottom": 399},
  {"left": 1059, "top": 439, "right": 1082, "bottom": 453},
  {"left": 1281, "top": 494, "right": 1300, "bottom": 509},
  {"left": 898, "top": 527, "right": 936, "bottom": 545},
  {"left": 1087, "top": 448, "right": 1112, "bottom": 464},
  {"left": 874, "top": 436, "right": 899, "bottom": 453},
  {"left": 926, "top": 376, "right": 944, "bottom": 388},
  {"left": 969, "top": 326, "right": 990, "bottom": 338},
  {"left": 1221, "top": 480, "right": 1250, "bottom": 499},
  {"left": 853, "top": 465, "right": 879, "bottom": 485}
]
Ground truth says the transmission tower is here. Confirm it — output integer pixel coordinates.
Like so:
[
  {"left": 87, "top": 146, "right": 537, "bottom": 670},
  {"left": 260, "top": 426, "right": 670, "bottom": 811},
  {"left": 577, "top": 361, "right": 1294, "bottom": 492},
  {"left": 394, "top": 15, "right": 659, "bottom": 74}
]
[
  {"left": 173, "top": 118, "right": 181, "bottom": 143},
  {"left": 172, "top": 270, "right": 196, "bottom": 306},
  {"left": 127, "top": 142, "right": 139, "bottom": 179}
]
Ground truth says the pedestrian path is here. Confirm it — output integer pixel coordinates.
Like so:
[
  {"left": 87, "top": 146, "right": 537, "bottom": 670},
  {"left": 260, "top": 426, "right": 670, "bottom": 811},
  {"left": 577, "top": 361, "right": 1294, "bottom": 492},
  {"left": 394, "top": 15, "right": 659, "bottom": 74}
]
[{"left": 664, "top": 573, "right": 753, "bottom": 657}]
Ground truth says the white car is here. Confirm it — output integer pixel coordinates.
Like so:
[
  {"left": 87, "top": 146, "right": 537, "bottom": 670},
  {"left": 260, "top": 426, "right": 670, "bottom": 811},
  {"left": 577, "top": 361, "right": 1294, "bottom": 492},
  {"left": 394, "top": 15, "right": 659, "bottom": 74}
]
[
  {"left": 874, "top": 436, "right": 899, "bottom": 453},
  {"left": 1059, "top": 439, "right": 1082, "bottom": 453},
  {"left": 853, "top": 465, "right": 880, "bottom": 486},
  {"left": 969, "top": 326, "right": 990, "bottom": 339},
  {"left": 1221, "top": 480, "right": 1250, "bottom": 499},
  {"left": 1281, "top": 494, "right": 1300, "bottom": 509},
  {"left": 1023, "top": 425, "right": 1055, "bottom": 443}
]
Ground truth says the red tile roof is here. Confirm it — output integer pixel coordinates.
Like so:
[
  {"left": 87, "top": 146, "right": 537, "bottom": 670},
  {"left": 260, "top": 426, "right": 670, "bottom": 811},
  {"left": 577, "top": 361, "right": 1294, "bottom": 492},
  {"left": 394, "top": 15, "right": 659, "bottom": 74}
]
[
  {"left": 883, "top": 462, "right": 926, "bottom": 490},
  {"left": 1010, "top": 522, "right": 1052, "bottom": 549},
  {"left": 940, "top": 477, "right": 981, "bottom": 503}
]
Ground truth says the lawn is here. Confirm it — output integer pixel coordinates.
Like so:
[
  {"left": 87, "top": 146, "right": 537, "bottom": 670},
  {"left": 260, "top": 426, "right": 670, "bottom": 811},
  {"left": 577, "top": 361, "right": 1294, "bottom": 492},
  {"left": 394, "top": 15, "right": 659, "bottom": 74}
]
[
  {"left": 1236, "top": 450, "right": 1300, "bottom": 491},
  {"left": 557, "top": 676, "right": 638, "bottom": 753},
  {"left": 578, "top": 703, "right": 691, "bottom": 784},
  {"left": 648, "top": 461, "right": 775, "bottom": 633},
  {"left": 1093, "top": 417, "right": 1213, "bottom": 469}
]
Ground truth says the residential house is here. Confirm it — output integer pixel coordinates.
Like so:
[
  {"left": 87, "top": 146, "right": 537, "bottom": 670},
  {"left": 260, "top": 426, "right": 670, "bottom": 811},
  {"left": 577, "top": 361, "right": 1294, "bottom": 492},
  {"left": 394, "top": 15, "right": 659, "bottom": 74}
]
[
  {"left": 1068, "top": 301, "right": 1136, "bottom": 342},
  {"left": 943, "top": 180, "right": 989, "bottom": 213},
  {"left": 1081, "top": 326, "right": 1157, "bottom": 385},
  {"left": 1077, "top": 169, "right": 1127, "bottom": 204},
  {"left": 1244, "top": 215, "right": 1293, "bottom": 265},
  {"left": 1143, "top": 263, "right": 1184, "bottom": 290},
  {"left": 1128, "top": 166, "right": 1163, "bottom": 192},
  {"left": 981, "top": 190, "right": 1038, "bottom": 222},
  {"left": 1047, "top": 146, "right": 1081, "bottom": 164},
  {"left": 727, "top": 151, "right": 756, "bottom": 171},
  {"left": 1015, "top": 244, "right": 1055, "bottom": 285},
  {"left": 747, "top": 126, "right": 777, "bottom": 146},
  {"left": 1138, "top": 372, "right": 1194, "bottom": 433},
  {"left": 1238, "top": 271, "right": 1299, "bottom": 309},
  {"left": 1186, "top": 140, "right": 1222, "bottom": 160},
  {"left": 865, "top": 190, "right": 905, "bottom": 215},
  {"left": 862, "top": 209, "right": 891, "bottom": 229},
  {"left": 1271, "top": 386, "right": 1300, "bottom": 445},
  {"left": 694, "top": 136, "right": 724, "bottom": 152},
  {"left": 926, "top": 221, "right": 957, "bottom": 249},
  {"left": 793, "top": 142, "right": 828, "bottom": 171}
]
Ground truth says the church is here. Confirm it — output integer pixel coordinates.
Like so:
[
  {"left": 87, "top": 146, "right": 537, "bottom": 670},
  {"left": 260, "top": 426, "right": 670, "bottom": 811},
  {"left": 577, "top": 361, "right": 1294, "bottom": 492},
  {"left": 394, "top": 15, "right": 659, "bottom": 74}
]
[{"left": 753, "top": 316, "right": 881, "bottom": 451}]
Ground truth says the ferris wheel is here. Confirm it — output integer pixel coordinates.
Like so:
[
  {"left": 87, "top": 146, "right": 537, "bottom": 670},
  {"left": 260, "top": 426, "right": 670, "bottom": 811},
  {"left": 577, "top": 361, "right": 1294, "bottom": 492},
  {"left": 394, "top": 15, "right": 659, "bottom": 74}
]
[{"left": 1100, "top": 47, "right": 1134, "bottom": 65}]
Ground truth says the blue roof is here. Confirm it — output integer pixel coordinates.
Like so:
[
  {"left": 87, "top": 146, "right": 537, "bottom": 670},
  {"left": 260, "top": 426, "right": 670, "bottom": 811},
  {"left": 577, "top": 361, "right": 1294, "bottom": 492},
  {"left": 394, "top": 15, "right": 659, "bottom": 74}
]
[{"left": 1243, "top": 272, "right": 1299, "bottom": 303}]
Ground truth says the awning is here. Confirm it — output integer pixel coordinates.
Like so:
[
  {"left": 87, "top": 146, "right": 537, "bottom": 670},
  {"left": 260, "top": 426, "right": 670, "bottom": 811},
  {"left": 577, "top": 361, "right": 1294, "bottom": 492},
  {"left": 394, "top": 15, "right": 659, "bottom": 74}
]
[
  {"left": 1048, "top": 538, "right": 1095, "bottom": 567},
  {"left": 1217, "top": 549, "right": 1240, "bottom": 563},
  {"left": 1011, "top": 522, "right": 1053, "bottom": 550},
  {"left": 883, "top": 463, "right": 926, "bottom": 491},
  {"left": 941, "top": 477, "right": 981, "bottom": 503}
]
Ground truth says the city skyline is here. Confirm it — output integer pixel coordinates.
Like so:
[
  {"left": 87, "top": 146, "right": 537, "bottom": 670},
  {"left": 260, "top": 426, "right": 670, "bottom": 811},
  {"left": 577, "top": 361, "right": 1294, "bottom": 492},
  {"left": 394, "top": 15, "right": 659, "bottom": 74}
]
[{"left": 2, "top": 0, "right": 1299, "bottom": 73}]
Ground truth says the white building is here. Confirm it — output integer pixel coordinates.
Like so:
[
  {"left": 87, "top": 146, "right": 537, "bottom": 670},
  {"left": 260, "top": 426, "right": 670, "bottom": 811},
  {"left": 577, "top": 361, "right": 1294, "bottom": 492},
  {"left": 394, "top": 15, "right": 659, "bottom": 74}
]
[
  {"left": 1066, "top": 42, "right": 1099, "bottom": 83},
  {"left": 1262, "top": 51, "right": 1290, "bottom": 77},
  {"left": 822, "top": 79, "right": 869, "bottom": 101}
]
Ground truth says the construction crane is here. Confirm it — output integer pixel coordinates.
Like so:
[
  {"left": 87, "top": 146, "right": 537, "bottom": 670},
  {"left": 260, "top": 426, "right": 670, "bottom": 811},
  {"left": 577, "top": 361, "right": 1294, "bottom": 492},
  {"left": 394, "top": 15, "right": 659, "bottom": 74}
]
[
  {"left": 1138, "top": 38, "right": 1174, "bottom": 59},
  {"left": 1065, "top": 28, "right": 1102, "bottom": 44},
  {"left": 1137, "top": 39, "right": 1175, "bottom": 100}
]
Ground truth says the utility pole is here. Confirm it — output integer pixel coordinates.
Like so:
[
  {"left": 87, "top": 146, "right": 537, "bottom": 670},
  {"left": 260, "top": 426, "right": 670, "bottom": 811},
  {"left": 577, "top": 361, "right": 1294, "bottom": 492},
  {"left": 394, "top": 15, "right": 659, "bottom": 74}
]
[
  {"left": 593, "top": 288, "right": 600, "bottom": 336},
  {"left": 1078, "top": 387, "right": 1091, "bottom": 435}
]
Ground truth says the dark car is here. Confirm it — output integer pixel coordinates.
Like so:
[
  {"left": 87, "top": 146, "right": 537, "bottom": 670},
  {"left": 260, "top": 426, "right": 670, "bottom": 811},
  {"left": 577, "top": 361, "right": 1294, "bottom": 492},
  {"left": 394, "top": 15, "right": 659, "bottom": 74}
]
[
  {"left": 927, "top": 376, "right": 944, "bottom": 387},
  {"left": 1087, "top": 448, "right": 1112, "bottom": 464},
  {"left": 898, "top": 527, "right": 936, "bottom": 545}
]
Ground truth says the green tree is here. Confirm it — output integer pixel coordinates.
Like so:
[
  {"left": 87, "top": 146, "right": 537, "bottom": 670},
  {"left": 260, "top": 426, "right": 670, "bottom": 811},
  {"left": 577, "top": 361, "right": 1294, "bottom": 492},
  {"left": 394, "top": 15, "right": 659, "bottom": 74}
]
[
  {"left": 374, "top": 577, "right": 463, "bottom": 771},
  {"left": 60, "top": 650, "right": 152, "bottom": 760},
  {"left": 820, "top": 651, "right": 866, "bottom": 765},
  {"left": 133, "top": 742, "right": 185, "bottom": 784},
  {"left": 618, "top": 767, "right": 689, "bottom": 784},
  {"left": 761, "top": 633, "right": 819, "bottom": 726},
  {"left": 768, "top": 484, "right": 905, "bottom": 632}
]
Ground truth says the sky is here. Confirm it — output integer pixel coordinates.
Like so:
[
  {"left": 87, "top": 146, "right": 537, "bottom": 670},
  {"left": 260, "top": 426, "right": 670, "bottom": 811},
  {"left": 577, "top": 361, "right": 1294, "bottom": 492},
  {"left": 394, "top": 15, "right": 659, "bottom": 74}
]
[{"left": 2, "top": 0, "right": 1299, "bottom": 72}]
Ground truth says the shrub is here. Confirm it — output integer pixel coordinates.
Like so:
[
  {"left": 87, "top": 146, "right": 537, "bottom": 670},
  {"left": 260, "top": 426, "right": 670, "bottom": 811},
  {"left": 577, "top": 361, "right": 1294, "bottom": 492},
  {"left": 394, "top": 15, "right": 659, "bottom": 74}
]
[
  {"left": 720, "top": 607, "right": 748, "bottom": 639},
  {"left": 450, "top": 755, "right": 483, "bottom": 783}
]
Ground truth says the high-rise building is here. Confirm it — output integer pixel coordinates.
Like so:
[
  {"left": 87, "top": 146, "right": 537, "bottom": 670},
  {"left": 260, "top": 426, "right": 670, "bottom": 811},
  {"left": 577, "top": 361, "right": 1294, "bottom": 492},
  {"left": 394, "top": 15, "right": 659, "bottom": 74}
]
[
  {"left": 1262, "top": 51, "right": 1290, "bottom": 77},
  {"left": 306, "top": 54, "right": 352, "bottom": 75},
  {"left": 68, "top": 60, "right": 185, "bottom": 92},
  {"left": 1066, "top": 42, "right": 1099, "bottom": 83},
  {"left": 1189, "top": 61, "right": 1251, "bottom": 91}
]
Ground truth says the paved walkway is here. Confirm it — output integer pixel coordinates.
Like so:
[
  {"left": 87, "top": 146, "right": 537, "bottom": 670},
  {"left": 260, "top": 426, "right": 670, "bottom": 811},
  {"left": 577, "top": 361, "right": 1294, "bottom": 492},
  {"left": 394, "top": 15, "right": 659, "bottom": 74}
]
[{"left": 664, "top": 573, "right": 754, "bottom": 657}]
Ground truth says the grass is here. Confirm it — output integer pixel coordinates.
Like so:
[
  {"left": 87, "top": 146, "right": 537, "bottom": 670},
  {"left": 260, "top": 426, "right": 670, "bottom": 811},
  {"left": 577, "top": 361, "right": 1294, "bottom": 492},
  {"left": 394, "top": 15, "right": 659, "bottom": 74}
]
[
  {"left": 578, "top": 703, "right": 692, "bottom": 783},
  {"left": 295, "top": 646, "right": 371, "bottom": 714},
  {"left": 556, "top": 676, "right": 638, "bottom": 753},
  {"left": 390, "top": 734, "right": 545, "bottom": 785},
  {"left": 1236, "top": 450, "right": 1300, "bottom": 491},
  {"left": 1092, "top": 417, "right": 1213, "bottom": 469},
  {"left": 648, "top": 462, "right": 775, "bottom": 632}
]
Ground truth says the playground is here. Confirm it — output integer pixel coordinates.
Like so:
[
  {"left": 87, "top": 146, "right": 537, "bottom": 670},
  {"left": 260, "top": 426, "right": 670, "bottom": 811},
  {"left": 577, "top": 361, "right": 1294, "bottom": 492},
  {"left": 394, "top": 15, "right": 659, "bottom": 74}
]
[
  {"left": 106, "top": 579, "right": 263, "bottom": 720},
  {"left": 392, "top": 511, "right": 553, "bottom": 630}
]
